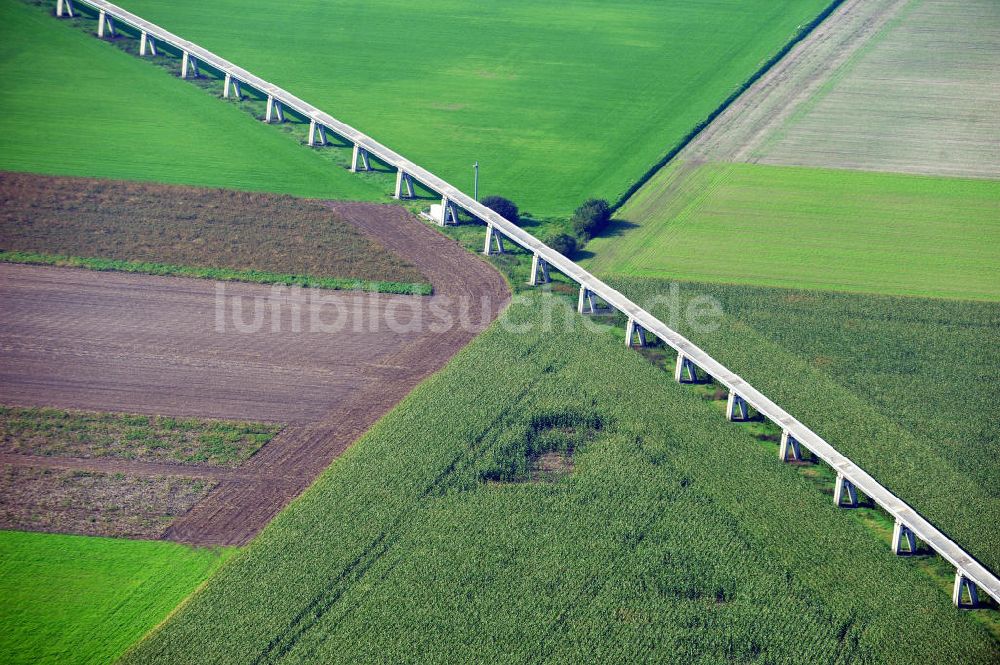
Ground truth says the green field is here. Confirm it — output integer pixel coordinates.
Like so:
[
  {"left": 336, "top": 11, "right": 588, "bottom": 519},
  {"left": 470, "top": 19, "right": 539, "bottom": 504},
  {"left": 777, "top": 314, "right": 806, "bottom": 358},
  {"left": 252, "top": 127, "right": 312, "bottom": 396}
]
[
  {"left": 584, "top": 162, "right": 1000, "bottom": 300},
  {"left": 42, "top": 0, "right": 837, "bottom": 218},
  {"left": 611, "top": 277, "right": 1000, "bottom": 575},
  {"left": 122, "top": 292, "right": 997, "bottom": 663},
  {"left": 0, "top": 0, "right": 385, "bottom": 200},
  {"left": 0, "top": 530, "right": 232, "bottom": 664}
]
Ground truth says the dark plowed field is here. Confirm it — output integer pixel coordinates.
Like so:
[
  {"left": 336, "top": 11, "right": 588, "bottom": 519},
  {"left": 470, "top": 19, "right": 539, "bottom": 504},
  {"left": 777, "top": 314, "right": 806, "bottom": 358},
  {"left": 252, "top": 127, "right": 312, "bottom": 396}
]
[{"left": 0, "top": 201, "right": 509, "bottom": 544}]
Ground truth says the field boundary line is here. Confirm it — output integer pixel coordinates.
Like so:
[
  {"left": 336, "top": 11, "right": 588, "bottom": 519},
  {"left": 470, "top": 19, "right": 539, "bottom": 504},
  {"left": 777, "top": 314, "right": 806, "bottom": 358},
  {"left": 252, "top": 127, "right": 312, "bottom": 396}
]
[{"left": 51, "top": 0, "right": 999, "bottom": 606}]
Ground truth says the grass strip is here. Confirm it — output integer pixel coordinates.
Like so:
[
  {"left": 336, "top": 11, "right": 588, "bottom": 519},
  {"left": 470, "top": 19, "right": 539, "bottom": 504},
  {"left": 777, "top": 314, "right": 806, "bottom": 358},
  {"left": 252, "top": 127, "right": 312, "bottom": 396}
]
[{"left": 0, "top": 250, "right": 433, "bottom": 295}]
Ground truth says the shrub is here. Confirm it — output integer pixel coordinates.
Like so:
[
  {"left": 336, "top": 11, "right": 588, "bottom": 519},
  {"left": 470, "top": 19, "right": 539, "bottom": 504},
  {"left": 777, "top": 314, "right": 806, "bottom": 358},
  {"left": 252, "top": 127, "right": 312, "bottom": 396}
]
[
  {"left": 545, "top": 232, "right": 577, "bottom": 257},
  {"left": 481, "top": 195, "right": 519, "bottom": 224},
  {"left": 571, "top": 198, "right": 612, "bottom": 239}
]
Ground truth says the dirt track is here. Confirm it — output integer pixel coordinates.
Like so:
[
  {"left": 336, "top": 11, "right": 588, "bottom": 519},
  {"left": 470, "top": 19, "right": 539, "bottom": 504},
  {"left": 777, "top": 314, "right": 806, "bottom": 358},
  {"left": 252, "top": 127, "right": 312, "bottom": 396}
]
[{"left": 0, "top": 202, "right": 509, "bottom": 545}]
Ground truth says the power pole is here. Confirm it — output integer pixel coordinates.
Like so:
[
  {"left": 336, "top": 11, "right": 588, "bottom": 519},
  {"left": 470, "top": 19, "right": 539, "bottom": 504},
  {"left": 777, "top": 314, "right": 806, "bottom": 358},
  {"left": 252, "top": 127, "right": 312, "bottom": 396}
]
[{"left": 474, "top": 161, "right": 479, "bottom": 201}]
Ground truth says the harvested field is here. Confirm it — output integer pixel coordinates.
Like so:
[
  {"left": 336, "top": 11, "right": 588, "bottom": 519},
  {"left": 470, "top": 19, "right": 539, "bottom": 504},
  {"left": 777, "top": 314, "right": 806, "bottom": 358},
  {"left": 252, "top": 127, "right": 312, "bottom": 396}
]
[
  {"left": 0, "top": 465, "right": 215, "bottom": 538},
  {"left": 0, "top": 405, "right": 280, "bottom": 467},
  {"left": 0, "top": 202, "right": 508, "bottom": 544},
  {"left": 688, "top": 0, "right": 1000, "bottom": 178},
  {"left": 0, "top": 172, "right": 429, "bottom": 292}
]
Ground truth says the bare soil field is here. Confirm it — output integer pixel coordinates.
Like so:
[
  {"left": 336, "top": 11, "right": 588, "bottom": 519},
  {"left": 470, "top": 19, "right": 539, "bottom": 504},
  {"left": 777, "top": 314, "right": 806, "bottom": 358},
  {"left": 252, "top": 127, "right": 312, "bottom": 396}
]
[
  {"left": 688, "top": 0, "right": 1000, "bottom": 178},
  {"left": 0, "top": 202, "right": 509, "bottom": 545}
]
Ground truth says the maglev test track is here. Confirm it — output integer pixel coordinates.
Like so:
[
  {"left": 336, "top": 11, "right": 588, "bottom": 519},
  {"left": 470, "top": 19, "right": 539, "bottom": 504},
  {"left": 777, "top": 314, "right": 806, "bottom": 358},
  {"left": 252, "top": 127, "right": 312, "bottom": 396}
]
[{"left": 52, "top": 0, "right": 999, "bottom": 607}]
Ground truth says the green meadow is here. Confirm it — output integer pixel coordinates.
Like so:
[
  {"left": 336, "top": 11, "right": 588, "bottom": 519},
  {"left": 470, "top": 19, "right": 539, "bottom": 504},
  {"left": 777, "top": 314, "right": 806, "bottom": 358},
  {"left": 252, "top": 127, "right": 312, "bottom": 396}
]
[
  {"left": 103, "top": 0, "right": 836, "bottom": 217},
  {"left": 0, "top": 530, "right": 232, "bottom": 664},
  {"left": 0, "top": 0, "right": 384, "bottom": 200},
  {"left": 585, "top": 162, "right": 1000, "bottom": 301}
]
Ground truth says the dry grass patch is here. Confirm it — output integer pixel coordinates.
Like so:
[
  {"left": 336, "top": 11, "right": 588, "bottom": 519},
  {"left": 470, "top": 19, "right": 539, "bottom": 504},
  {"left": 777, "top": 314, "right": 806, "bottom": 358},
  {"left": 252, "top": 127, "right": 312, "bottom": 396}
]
[
  {"left": 0, "top": 465, "right": 216, "bottom": 538},
  {"left": 0, "top": 406, "right": 281, "bottom": 467}
]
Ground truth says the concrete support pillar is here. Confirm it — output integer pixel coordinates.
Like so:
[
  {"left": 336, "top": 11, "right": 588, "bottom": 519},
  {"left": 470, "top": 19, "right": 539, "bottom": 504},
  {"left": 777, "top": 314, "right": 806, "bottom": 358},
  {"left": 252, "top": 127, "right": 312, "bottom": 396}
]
[
  {"left": 265, "top": 96, "right": 284, "bottom": 123},
  {"left": 483, "top": 225, "right": 505, "bottom": 255},
  {"left": 97, "top": 10, "right": 114, "bottom": 38},
  {"left": 223, "top": 75, "right": 241, "bottom": 100},
  {"left": 625, "top": 318, "right": 646, "bottom": 348},
  {"left": 891, "top": 520, "right": 916, "bottom": 555},
  {"left": 779, "top": 431, "right": 802, "bottom": 462},
  {"left": 952, "top": 572, "right": 980, "bottom": 608},
  {"left": 529, "top": 254, "right": 550, "bottom": 286},
  {"left": 726, "top": 391, "right": 749, "bottom": 421},
  {"left": 394, "top": 170, "right": 414, "bottom": 199},
  {"left": 139, "top": 31, "right": 157, "bottom": 56},
  {"left": 577, "top": 286, "right": 598, "bottom": 314},
  {"left": 437, "top": 196, "right": 458, "bottom": 226},
  {"left": 181, "top": 52, "right": 199, "bottom": 79},
  {"left": 308, "top": 120, "right": 328, "bottom": 147},
  {"left": 834, "top": 473, "right": 858, "bottom": 508},
  {"left": 351, "top": 144, "right": 371, "bottom": 172},
  {"left": 674, "top": 354, "right": 698, "bottom": 383},
  {"left": 56, "top": 0, "right": 74, "bottom": 18}
]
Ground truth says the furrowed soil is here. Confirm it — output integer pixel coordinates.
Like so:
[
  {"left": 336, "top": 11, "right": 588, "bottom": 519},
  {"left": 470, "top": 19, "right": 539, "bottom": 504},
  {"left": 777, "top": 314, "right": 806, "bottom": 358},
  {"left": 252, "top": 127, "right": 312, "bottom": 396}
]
[{"left": 0, "top": 202, "right": 509, "bottom": 545}]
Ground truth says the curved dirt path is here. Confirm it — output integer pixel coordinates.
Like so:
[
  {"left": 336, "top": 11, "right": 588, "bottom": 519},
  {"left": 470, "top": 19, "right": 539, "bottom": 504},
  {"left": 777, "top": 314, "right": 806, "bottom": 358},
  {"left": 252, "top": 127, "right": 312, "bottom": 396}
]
[{"left": 0, "top": 203, "right": 509, "bottom": 545}]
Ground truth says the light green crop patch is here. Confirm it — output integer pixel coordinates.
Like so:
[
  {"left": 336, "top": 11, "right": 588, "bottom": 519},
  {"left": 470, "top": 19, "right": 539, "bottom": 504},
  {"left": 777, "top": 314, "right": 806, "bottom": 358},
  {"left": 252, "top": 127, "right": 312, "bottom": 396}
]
[
  {"left": 0, "top": 530, "right": 234, "bottom": 665},
  {"left": 586, "top": 162, "right": 1000, "bottom": 301},
  {"left": 0, "top": 0, "right": 386, "bottom": 201}
]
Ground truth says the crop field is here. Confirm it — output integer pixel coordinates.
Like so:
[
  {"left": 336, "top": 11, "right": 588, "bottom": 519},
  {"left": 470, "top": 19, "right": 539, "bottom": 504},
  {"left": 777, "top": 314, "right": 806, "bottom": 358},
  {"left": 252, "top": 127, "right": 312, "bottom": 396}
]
[
  {"left": 584, "top": 162, "right": 1000, "bottom": 300},
  {"left": 612, "top": 277, "right": 1000, "bottom": 575},
  {"left": 51, "top": 0, "right": 839, "bottom": 218},
  {"left": 119, "top": 292, "right": 998, "bottom": 662},
  {"left": 0, "top": 0, "right": 386, "bottom": 200},
  {"left": 584, "top": 0, "right": 1000, "bottom": 299},
  {"left": 0, "top": 530, "right": 232, "bottom": 664},
  {"left": 5, "top": 0, "right": 999, "bottom": 661},
  {"left": 0, "top": 172, "right": 431, "bottom": 293}
]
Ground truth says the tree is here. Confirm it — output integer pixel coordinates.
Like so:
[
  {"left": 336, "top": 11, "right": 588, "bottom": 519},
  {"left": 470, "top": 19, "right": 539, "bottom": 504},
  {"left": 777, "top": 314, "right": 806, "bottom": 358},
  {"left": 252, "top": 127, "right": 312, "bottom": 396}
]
[
  {"left": 545, "top": 232, "right": 577, "bottom": 257},
  {"left": 571, "top": 198, "right": 611, "bottom": 239},
  {"left": 481, "top": 196, "right": 519, "bottom": 225}
]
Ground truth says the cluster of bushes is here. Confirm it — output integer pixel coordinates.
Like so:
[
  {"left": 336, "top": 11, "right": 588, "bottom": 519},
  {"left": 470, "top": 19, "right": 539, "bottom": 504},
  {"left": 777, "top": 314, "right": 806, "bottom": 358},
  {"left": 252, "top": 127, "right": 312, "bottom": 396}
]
[
  {"left": 570, "top": 198, "right": 612, "bottom": 240},
  {"left": 482, "top": 194, "right": 614, "bottom": 260}
]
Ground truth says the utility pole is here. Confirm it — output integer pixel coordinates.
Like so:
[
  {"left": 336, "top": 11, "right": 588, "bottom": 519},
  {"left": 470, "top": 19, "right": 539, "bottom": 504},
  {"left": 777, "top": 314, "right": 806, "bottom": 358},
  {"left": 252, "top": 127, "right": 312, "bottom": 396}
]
[{"left": 474, "top": 161, "right": 479, "bottom": 201}]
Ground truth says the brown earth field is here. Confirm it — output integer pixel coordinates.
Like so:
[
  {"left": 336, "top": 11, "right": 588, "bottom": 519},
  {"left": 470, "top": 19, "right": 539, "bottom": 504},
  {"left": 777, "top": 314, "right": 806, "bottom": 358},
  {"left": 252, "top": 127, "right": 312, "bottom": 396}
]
[
  {"left": 0, "top": 201, "right": 509, "bottom": 545},
  {"left": 0, "top": 171, "right": 429, "bottom": 289}
]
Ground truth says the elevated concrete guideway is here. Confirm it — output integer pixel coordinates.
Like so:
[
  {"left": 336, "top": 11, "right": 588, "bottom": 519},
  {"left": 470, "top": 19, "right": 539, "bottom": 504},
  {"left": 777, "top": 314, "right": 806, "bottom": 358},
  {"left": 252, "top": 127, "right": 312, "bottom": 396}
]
[{"left": 56, "top": 0, "right": 999, "bottom": 606}]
